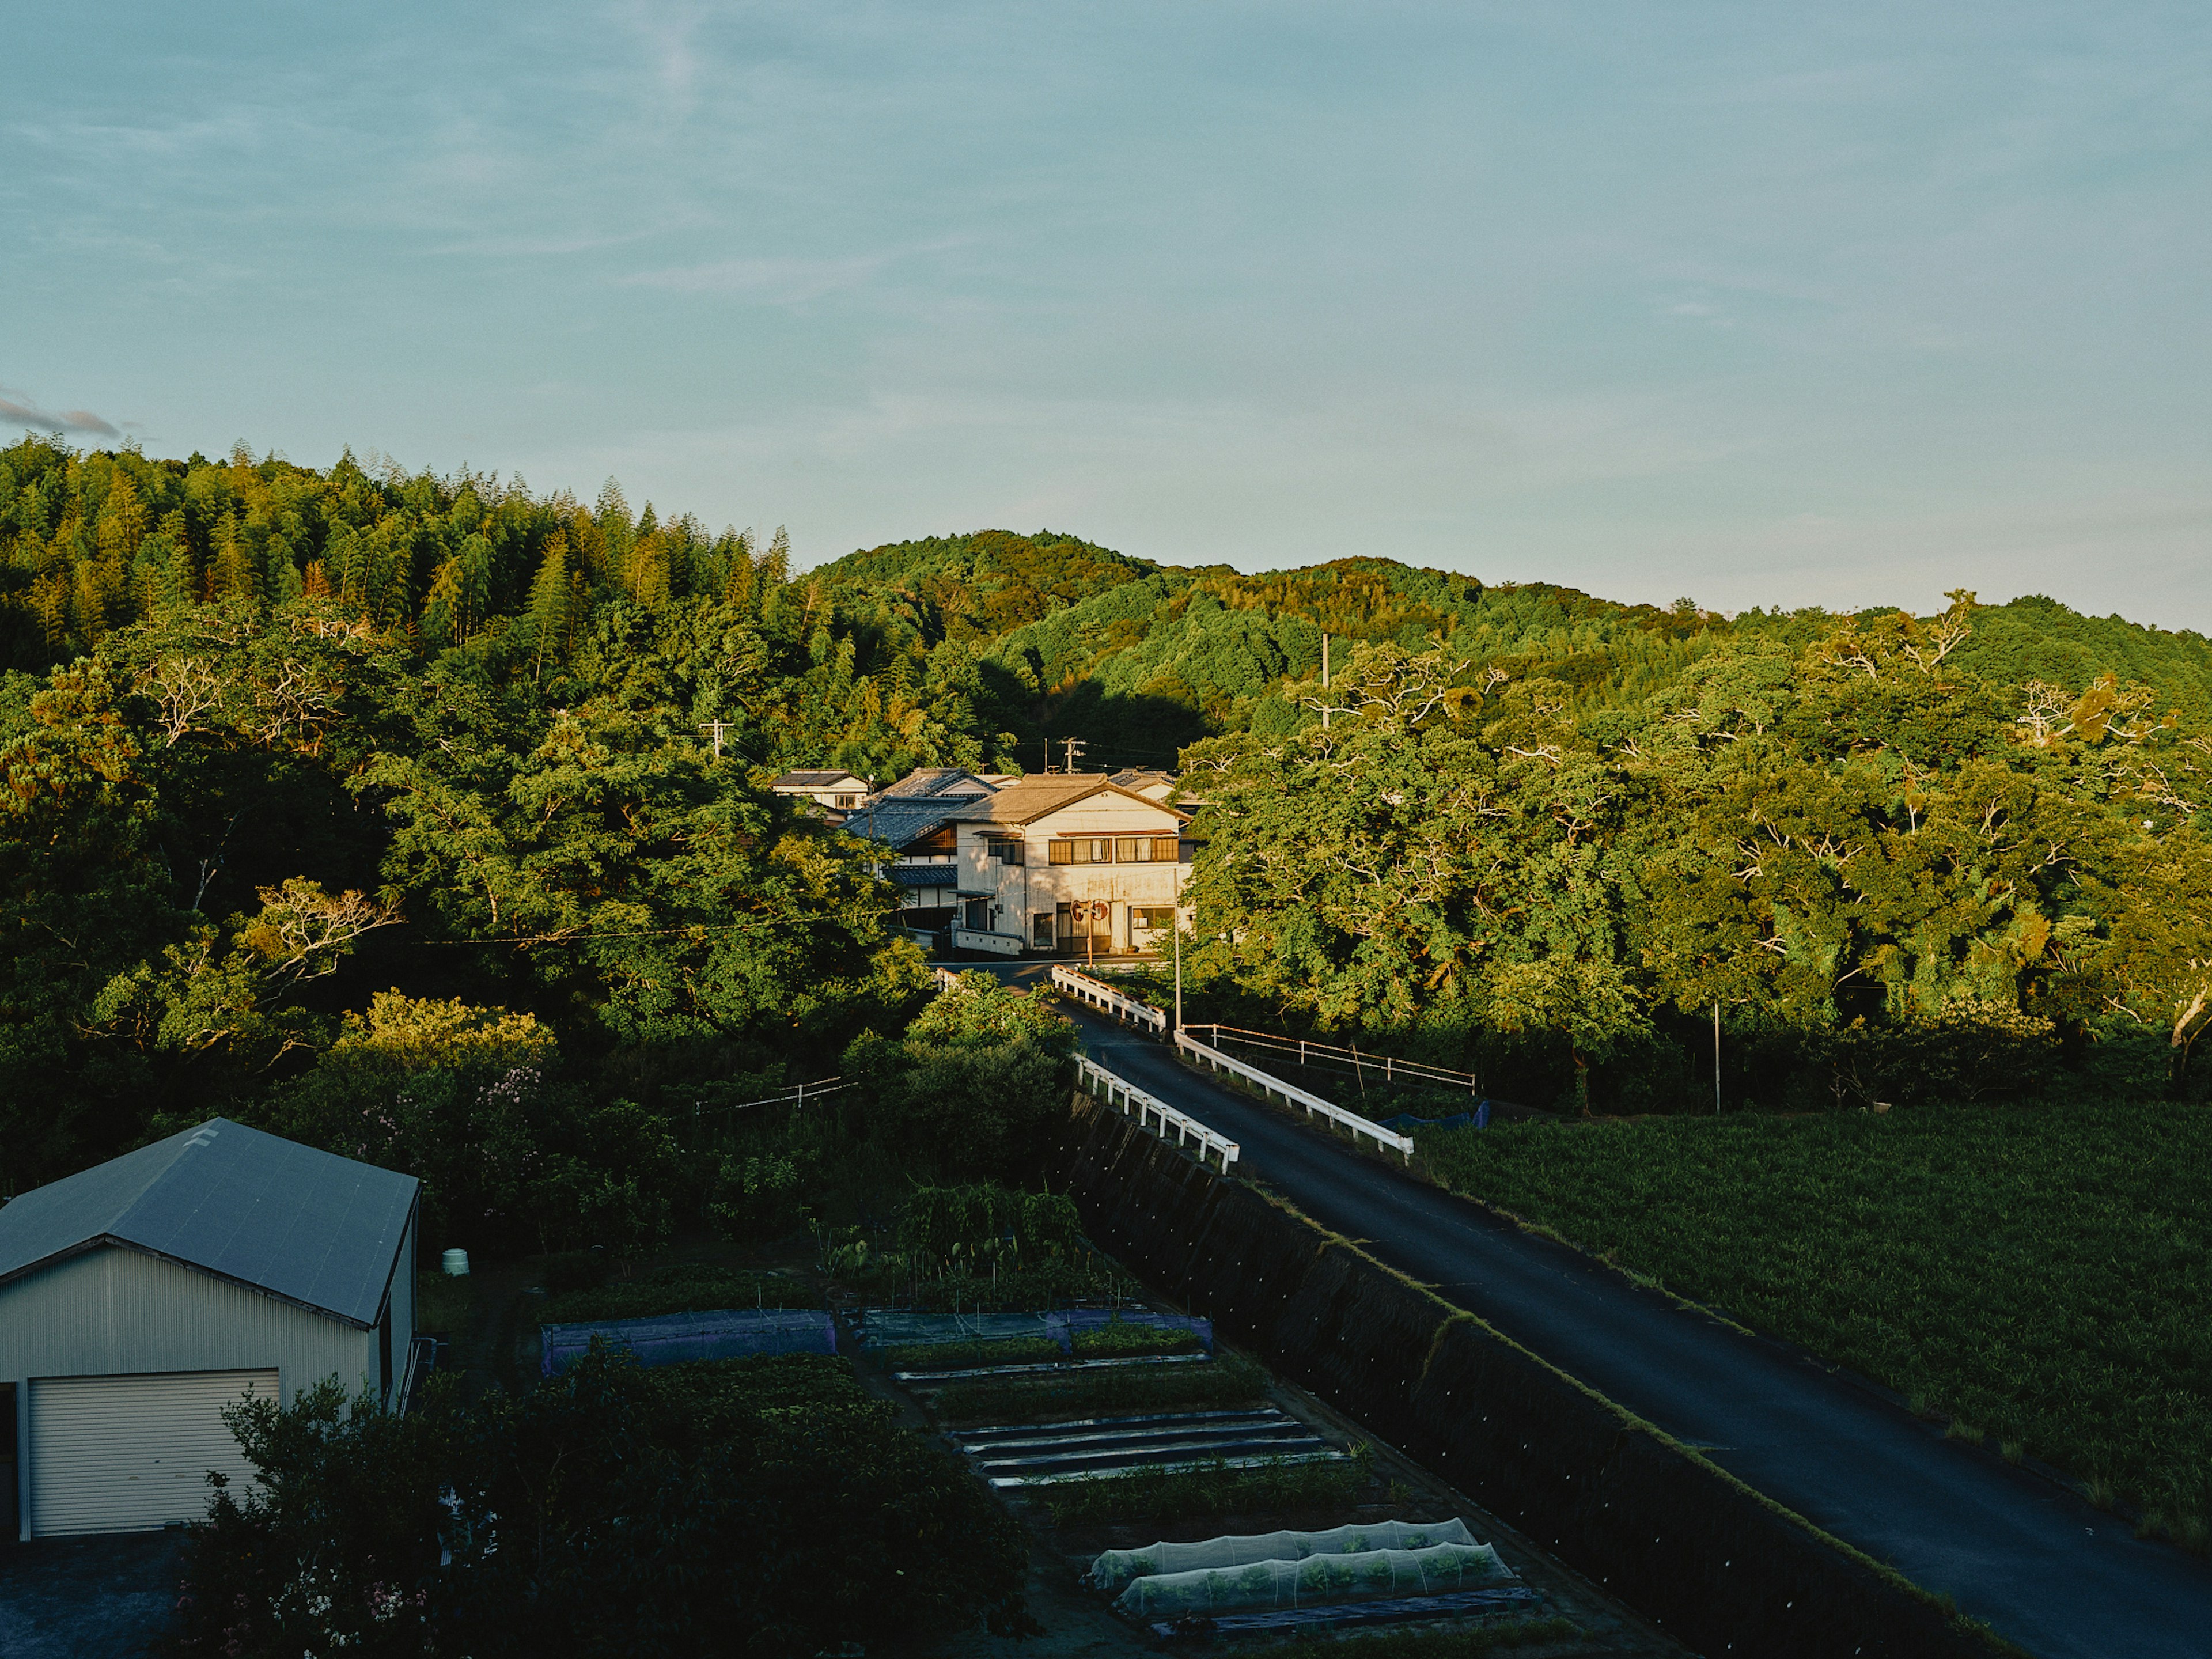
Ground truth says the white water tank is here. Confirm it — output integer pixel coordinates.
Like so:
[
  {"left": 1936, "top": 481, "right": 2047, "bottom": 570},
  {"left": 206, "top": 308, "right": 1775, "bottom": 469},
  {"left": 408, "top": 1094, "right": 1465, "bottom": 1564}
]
[{"left": 441, "top": 1248, "right": 470, "bottom": 1277}]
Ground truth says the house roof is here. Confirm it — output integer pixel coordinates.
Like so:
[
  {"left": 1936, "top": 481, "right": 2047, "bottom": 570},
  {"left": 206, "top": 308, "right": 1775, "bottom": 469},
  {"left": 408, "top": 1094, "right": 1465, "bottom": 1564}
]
[
  {"left": 0, "top": 1119, "right": 419, "bottom": 1329},
  {"left": 876, "top": 767, "right": 996, "bottom": 800},
  {"left": 950, "top": 772, "right": 1190, "bottom": 827},
  {"left": 888, "top": 863, "right": 960, "bottom": 888},
  {"left": 770, "top": 770, "right": 865, "bottom": 790},
  {"left": 840, "top": 796, "right": 971, "bottom": 850}
]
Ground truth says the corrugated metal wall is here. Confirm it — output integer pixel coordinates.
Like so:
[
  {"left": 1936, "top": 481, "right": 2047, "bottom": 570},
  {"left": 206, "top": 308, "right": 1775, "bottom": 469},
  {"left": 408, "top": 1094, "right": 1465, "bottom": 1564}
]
[{"left": 0, "top": 1245, "right": 372, "bottom": 1406}]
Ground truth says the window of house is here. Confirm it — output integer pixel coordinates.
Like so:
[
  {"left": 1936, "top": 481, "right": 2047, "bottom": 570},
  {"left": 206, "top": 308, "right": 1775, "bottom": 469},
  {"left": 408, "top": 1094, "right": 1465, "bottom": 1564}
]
[
  {"left": 1131, "top": 906, "right": 1176, "bottom": 933},
  {"left": 1050, "top": 837, "right": 1113, "bottom": 863},
  {"left": 987, "top": 838, "right": 1024, "bottom": 865},
  {"left": 1033, "top": 912, "right": 1055, "bottom": 946}
]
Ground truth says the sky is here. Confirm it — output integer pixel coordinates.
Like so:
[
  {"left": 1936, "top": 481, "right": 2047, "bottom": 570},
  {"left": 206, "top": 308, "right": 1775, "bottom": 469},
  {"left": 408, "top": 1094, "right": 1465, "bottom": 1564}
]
[{"left": 4, "top": 3, "right": 2210, "bottom": 626}]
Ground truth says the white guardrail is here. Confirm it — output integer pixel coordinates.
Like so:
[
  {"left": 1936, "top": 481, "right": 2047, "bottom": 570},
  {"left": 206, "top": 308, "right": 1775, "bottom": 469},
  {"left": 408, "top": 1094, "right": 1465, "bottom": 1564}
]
[
  {"left": 1078, "top": 1055, "right": 1239, "bottom": 1172},
  {"left": 1175, "top": 1030, "right": 1415, "bottom": 1164},
  {"left": 1050, "top": 965, "right": 1169, "bottom": 1033}
]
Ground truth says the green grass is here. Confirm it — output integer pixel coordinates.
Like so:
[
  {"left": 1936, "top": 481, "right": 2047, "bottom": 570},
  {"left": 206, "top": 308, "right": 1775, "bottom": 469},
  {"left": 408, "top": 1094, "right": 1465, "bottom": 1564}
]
[
  {"left": 1418, "top": 1099, "right": 2212, "bottom": 1540},
  {"left": 934, "top": 1354, "right": 1270, "bottom": 1426},
  {"left": 1072, "top": 1321, "right": 1202, "bottom": 1359},
  {"left": 882, "top": 1336, "right": 1066, "bottom": 1370},
  {"left": 538, "top": 1263, "right": 820, "bottom": 1325},
  {"left": 1039, "top": 1452, "right": 1365, "bottom": 1524}
]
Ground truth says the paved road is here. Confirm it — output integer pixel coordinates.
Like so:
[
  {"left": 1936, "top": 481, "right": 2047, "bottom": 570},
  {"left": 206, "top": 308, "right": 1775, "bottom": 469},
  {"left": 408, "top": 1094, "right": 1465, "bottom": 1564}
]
[{"left": 1013, "top": 972, "right": 2212, "bottom": 1659}]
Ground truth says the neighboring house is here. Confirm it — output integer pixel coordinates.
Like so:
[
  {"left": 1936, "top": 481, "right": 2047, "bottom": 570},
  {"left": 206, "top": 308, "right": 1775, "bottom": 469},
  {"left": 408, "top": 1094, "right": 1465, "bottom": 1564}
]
[
  {"left": 872, "top": 767, "right": 999, "bottom": 802},
  {"left": 0, "top": 1120, "right": 421, "bottom": 1539},
  {"left": 840, "top": 790, "right": 983, "bottom": 935},
  {"left": 1108, "top": 767, "right": 1180, "bottom": 803},
  {"left": 767, "top": 769, "right": 872, "bottom": 816},
  {"left": 947, "top": 773, "right": 1192, "bottom": 956}
]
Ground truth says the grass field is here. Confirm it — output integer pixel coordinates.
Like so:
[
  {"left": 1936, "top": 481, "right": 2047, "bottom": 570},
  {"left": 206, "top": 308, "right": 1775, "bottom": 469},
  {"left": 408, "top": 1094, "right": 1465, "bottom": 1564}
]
[{"left": 1417, "top": 1099, "right": 2212, "bottom": 1546}]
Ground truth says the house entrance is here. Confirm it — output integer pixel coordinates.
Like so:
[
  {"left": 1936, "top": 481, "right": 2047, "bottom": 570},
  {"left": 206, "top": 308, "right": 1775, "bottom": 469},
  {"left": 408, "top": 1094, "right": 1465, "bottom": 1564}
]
[{"left": 1056, "top": 900, "right": 1114, "bottom": 955}]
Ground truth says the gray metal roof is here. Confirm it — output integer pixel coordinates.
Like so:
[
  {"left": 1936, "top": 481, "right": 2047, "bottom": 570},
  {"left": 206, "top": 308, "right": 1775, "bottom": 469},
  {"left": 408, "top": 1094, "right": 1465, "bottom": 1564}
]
[{"left": 0, "top": 1119, "right": 418, "bottom": 1329}]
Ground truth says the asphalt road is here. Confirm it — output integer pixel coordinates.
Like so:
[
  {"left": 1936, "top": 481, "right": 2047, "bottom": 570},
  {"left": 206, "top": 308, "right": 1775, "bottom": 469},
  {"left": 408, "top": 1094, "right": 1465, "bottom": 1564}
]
[{"left": 1009, "top": 972, "right": 2212, "bottom": 1659}]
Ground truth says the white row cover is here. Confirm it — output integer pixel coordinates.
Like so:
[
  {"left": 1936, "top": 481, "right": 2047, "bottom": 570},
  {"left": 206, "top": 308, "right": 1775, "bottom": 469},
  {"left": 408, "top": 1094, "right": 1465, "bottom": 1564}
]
[
  {"left": 1112, "top": 1539, "right": 1509, "bottom": 1616},
  {"left": 1089, "top": 1517, "right": 1476, "bottom": 1592}
]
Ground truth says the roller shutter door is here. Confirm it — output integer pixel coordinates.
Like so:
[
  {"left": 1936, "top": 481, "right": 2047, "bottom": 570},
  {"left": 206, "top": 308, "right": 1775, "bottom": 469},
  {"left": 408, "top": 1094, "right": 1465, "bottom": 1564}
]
[{"left": 29, "top": 1370, "right": 276, "bottom": 1537}]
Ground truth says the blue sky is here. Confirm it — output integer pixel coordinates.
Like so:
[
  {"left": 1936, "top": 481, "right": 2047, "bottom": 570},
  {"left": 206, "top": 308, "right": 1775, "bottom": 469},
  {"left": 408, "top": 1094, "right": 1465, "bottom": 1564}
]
[{"left": 5, "top": 3, "right": 2209, "bottom": 624}]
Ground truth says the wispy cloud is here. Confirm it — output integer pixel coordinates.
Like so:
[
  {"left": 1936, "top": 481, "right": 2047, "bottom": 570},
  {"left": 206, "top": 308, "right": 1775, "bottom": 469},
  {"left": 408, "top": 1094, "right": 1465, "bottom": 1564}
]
[{"left": 0, "top": 385, "right": 120, "bottom": 436}]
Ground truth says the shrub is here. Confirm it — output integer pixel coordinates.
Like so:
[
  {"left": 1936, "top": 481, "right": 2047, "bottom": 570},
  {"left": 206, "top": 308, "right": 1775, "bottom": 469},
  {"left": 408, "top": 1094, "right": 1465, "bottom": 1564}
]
[{"left": 168, "top": 1351, "right": 1031, "bottom": 1659}]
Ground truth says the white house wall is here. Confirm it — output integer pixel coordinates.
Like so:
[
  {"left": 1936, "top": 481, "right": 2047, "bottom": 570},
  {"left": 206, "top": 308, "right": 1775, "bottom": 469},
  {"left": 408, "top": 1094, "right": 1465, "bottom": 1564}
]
[
  {"left": 0, "top": 1245, "right": 377, "bottom": 1409},
  {"left": 957, "top": 794, "right": 1188, "bottom": 945}
]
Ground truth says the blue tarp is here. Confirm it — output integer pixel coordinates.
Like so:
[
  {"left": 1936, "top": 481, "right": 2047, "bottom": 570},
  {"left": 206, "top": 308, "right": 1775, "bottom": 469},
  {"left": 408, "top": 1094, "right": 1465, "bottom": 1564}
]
[
  {"left": 541, "top": 1308, "right": 836, "bottom": 1375},
  {"left": 1378, "top": 1101, "right": 1491, "bottom": 1133}
]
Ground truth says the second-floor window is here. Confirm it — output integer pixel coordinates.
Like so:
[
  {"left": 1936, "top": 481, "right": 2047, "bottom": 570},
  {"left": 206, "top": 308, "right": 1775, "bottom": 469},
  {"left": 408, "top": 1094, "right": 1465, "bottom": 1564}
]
[
  {"left": 987, "top": 838, "right": 1024, "bottom": 865},
  {"left": 1048, "top": 835, "right": 1180, "bottom": 863}
]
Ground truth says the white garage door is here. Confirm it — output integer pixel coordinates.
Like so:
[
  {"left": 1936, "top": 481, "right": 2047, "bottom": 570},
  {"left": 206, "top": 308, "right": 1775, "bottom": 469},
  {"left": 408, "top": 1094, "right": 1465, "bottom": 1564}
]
[{"left": 29, "top": 1370, "right": 277, "bottom": 1537}]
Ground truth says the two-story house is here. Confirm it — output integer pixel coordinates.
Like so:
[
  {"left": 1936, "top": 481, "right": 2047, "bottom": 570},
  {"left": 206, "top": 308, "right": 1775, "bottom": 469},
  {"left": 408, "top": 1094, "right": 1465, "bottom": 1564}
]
[{"left": 947, "top": 774, "right": 1191, "bottom": 956}]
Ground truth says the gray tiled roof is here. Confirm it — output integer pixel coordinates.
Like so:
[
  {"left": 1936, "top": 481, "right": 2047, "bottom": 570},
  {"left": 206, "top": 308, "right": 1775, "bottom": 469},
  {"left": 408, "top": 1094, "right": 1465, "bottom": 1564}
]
[
  {"left": 877, "top": 767, "right": 995, "bottom": 799},
  {"left": 888, "top": 863, "right": 960, "bottom": 888},
  {"left": 0, "top": 1119, "right": 418, "bottom": 1328}
]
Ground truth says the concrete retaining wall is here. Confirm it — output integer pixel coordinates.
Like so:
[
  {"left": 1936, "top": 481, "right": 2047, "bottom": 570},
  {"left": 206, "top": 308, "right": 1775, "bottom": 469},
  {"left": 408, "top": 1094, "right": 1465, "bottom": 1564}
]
[{"left": 1054, "top": 1094, "right": 2009, "bottom": 1659}]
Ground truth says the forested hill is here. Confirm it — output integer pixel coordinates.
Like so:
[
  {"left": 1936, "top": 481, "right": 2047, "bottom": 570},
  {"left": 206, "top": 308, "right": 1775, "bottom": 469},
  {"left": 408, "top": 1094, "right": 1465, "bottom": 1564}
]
[
  {"left": 6, "top": 437, "right": 2212, "bottom": 774},
  {"left": 6, "top": 435, "right": 2212, "bottom": 1187}
]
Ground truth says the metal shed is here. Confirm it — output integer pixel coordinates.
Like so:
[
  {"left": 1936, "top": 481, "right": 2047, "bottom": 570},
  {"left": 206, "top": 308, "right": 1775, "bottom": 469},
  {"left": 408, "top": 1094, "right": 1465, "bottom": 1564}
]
[{"left": 0, "top": 1118, "right": 419, "bottom": 1539}]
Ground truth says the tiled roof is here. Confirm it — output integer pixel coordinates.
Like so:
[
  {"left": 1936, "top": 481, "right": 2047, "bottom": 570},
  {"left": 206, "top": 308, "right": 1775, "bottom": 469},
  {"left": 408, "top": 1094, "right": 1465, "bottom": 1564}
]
[
  {"left": 0, "top": 1119, "right": 418, "bottom": 1328},
  {"left": 888, "top": 863, "right": 960, "bottom": 888},
  {"left": 770, "top": 770, "right": 863, "bottom": 790},
  {"left": 877, "top": 767, "right": 995, "bottom": 800}
]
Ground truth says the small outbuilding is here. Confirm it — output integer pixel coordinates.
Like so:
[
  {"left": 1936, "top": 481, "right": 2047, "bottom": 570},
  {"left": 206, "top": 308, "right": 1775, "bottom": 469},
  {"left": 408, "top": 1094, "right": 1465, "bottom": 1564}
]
[{"left": 0, "top": 1118, "right": 420, "bottom": 1539}]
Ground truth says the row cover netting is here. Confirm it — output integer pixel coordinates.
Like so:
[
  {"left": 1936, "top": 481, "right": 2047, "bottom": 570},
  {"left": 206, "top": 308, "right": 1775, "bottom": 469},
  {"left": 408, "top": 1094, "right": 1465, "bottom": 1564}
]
[
  {"left": 1111, "top": 1541, "right": 1509, "bottom": 1616},
  {"left": 1089, "top": 1518, "right": 1476, "bottom": 1591},
  {"left": 541, "top": 1309, "right": 835, "bottom": 1375}
]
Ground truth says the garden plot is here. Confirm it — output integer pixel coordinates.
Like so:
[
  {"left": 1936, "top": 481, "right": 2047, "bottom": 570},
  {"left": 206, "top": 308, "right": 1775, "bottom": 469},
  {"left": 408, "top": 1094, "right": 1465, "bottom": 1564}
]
[
  {"left": 1090, "top": 1521, "right": 1539, "bottom": 1638},
  {"left": 959, "top": 1407, "right": 1345, "bottom": 1488},
  {"left": 857, "top": 1307, "right": 1215, "bottom": 1385}
]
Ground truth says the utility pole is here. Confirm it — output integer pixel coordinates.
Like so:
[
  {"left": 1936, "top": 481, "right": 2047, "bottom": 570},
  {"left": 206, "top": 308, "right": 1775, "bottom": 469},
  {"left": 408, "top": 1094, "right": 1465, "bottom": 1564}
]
[
  {"left": 1062, "top": 736, "right": 1086, "bottom": 773},
  {"left": 698, "top": 719, "right": 734, "bottom": 758},
  {"left": 1713, "top": 1002, "right": 1722, "bottom": 1113},
  {"left": 1173, "top": 923, "right": 1182, "bottom": 1033}
]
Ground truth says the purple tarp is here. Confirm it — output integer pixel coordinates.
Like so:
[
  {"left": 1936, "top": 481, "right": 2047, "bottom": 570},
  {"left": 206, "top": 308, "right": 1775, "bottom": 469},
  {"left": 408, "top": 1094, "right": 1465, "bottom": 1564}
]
[{"left": 541, "top": 1308, "right": 836, "bottom": 1376}]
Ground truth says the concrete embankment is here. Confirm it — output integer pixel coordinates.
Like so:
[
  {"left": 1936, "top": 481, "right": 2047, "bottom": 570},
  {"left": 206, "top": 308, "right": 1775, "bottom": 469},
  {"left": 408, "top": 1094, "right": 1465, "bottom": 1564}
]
[{"left": 1052, "top": 1093, "right": 2013, "bottom": 1659}]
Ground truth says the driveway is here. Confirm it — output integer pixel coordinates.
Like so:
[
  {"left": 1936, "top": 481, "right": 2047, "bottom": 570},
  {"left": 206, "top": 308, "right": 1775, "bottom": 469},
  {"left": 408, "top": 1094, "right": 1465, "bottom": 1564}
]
[
  {"left": 0, "top": 1533, "right": 183, "bottom": 1658},
  {"left": 1033, "top": 984, "right": 2212, "bottom": 1659}
]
